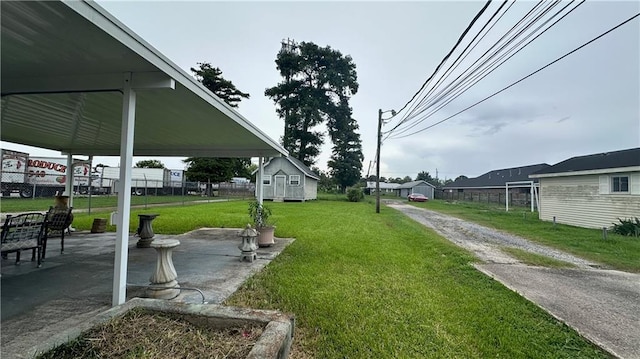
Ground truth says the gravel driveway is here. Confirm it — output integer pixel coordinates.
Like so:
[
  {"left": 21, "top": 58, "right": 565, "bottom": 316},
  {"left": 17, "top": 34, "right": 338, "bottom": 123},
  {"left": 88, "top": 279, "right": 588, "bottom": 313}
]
[{"left": 387, "top": 201, "right": 640, "bottom": 359}]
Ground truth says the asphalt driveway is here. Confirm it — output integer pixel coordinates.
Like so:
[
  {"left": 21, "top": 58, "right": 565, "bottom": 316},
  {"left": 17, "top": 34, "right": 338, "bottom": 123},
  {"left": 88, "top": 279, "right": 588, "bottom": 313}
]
[{"left": 387, "top": 201, "right": 640, "bottom": 359}]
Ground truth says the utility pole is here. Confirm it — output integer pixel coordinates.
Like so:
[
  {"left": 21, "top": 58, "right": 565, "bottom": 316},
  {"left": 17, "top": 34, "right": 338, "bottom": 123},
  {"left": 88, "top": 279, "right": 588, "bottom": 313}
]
[
  {"left": 376, "top": 109, "right": 396, "bottom": 214},
  {"left": 376, "top": 109, "right": 382, "bottom": 213}
]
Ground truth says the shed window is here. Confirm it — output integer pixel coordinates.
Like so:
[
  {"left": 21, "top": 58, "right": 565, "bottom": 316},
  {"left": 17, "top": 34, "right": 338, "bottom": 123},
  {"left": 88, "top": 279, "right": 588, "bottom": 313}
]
[
  {"left": 262, "top": 176, "right": 272, "bottom": 186},
  {"left": 289, "top": 175, "right": 300, "bottom": 186},
  {"left": 612, "top": 176, "right": 629, "bottom": 192}
]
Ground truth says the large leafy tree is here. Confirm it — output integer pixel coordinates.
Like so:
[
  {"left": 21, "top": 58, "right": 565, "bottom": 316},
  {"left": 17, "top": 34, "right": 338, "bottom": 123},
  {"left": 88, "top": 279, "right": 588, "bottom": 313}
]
[
  {"left": 183, "top": 158, "right": 251, "bottom": 183},
  {"left": 416, "top": 171, "right": 434, "bottom": 183},
  {"left": 311, "top": 166, "right": 336, "bottom": 193},
  {"left": 185, "top": 62, "right": 251, "bottom": 182},
  {"left": 191, "top": 62, "right": 249, "bottom": 107},
  {"left": 265, "top": 41, "right": 359, "bottom": 169},
  {"left": 327, "top": 110, "right": 364, "bottom": 191},
  {"left": 416, "top": 171, "right": 441, "bottom": 187},
  {"left": 135, "top": 160, "right": 165, "bottom": 168}
]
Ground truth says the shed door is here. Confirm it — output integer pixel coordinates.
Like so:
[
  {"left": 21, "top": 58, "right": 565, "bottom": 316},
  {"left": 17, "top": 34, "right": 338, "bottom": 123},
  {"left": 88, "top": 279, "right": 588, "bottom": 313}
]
[{"left": 275, "top": 175, "right": 286, "bottom": 198}]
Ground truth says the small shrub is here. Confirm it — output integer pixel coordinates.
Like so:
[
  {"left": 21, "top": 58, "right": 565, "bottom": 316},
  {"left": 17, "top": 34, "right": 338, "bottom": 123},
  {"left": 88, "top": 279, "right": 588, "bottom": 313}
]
[
  {"left": 346, "top": 188, "right": 364, "bottom": 202},
  {"left": 611, "top": 217, "right": 640, "bottom": 237},
  {"left": 248, "top": 201, "right": 273, "bottom": 228}
]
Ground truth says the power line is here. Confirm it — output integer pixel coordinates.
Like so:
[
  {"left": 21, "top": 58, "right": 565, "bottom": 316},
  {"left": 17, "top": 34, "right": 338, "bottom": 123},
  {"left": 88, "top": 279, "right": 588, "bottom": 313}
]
[
  {"left": 392, "top": 0, "right": 493, "bottom": 117},
  {"left": 389, "top": 12, "right": 640, "bottom": 140},
  {"left": 387, "top": 1, "right": 549, "bottom": 136},
  {"left": 405, "top": 1, "right": 559, "bottom": 121},
  {"left": 387, "top": 0, "right": 584, "bottom": 140},
  {"left": 402, "top": 0, "right": 513, "bottom": 122},
  {"left": 389, "top": 1, "right": 567, "bottom": 137}
]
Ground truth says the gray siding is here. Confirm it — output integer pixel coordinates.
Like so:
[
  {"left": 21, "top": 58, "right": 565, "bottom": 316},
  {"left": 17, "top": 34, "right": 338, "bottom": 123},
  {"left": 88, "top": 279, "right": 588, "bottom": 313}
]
[
  {"left": 262, "top": 157, "right": 317, "bottom": 201},
  {"left": 400, "top": 185, "right": 434, "bottom": 199},
  {"left": 304, "top": 176, "right": 318, "bottom": 200},
  {"left": 539, "top": 173, "right": 640, "bottom": 228}
]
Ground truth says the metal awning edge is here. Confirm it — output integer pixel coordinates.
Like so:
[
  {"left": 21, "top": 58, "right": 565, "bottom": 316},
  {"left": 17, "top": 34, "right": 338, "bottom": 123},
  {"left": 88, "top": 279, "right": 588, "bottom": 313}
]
[{"left": 65, "top": 0, "right": 287, "bottom": 158}]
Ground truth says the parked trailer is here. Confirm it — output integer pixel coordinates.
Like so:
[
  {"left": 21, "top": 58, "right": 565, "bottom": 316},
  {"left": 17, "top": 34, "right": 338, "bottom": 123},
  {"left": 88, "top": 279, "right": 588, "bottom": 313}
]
[
  {"left": 1, "top": 149, "right": 29, "bottom": 197},
  {"left": 1, "top": 150, "right": 93, "bottom": 198},
  {"left": 97, "top": 167, "right": 172, "bottom": 195}
]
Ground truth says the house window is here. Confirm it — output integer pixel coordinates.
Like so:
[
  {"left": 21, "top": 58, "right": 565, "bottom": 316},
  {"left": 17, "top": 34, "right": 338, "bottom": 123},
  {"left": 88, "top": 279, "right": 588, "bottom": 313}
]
[
  {"left": 289, "top": 175, "right": 300, "bottom": 186},
  {"left": 612, "top": 176, "right": 629, "bottom": 192},
  {"left": 262, "top": 176, "right": 272, "bottom": 186}
]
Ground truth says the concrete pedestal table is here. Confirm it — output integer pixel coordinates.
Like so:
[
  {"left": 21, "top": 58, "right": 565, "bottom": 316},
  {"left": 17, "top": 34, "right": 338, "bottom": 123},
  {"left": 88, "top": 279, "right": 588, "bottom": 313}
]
[
  {"left": 136, "top": 214, "right": 159, "bottom": 248},
  {"left": 146, "top": 239, "right": 180, "bottom": 299}
]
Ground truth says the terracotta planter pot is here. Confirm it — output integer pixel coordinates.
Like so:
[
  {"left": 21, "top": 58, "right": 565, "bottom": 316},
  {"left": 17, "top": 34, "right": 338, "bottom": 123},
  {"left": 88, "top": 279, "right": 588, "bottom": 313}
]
[{"left": 257, "top": 226, "right": 275, "bottom": 247}]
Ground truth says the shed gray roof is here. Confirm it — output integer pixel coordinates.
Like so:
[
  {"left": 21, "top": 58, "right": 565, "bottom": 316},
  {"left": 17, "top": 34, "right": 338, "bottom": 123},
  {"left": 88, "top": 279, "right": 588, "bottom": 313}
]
[
  {"left": 397, "top": 180, "right": 436, "bottom": 189},
  {"left": 444, "top": 163, "right": 550, "bottom": 189},
  {"left": 286, "top": 156, "right": 320, "bottom": 180},
  {"left": 530, "top": 148, "right": 640, "bottom": 176},
  {"left": 257, "top": 156, "right": 320, "bottom": 180}
]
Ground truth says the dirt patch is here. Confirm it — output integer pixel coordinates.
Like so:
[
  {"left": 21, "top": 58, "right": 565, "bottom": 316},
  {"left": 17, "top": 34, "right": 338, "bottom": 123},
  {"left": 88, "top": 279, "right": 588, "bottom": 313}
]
[{"left": 36, "top": 308, "right": 264, "bottom": 359}]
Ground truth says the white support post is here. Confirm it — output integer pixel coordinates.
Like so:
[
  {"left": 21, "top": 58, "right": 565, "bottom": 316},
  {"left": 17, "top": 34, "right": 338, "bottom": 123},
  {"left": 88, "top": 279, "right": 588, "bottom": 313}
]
[
  {"left": 257, "top": 157, "right": 264, "bottom": 206},
  {"left": 65, "top": 155, "right": 74, "bottom": 205},
  {"left": 505, "top": 183, "right": 509, "bottom": 212},
  {"left": 112, "top": 73, "right": 136, "bottom": 306},
  {"left": 530, "top": 181, "right": 534, "bottom": 212}
]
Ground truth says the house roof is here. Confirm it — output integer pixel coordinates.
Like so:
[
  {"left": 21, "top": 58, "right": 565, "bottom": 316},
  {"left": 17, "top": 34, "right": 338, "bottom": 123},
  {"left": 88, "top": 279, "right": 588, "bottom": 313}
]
[
  {"left": 530, "top": 148, "right": 640, "bottom": 177},
  {"left": 257, "top": 156, "right": 320, "bottom": 180},
  {"left": 1, "top": 1, "right": 287, "bottom": 158},
  {"left": 397, "top": 180, "right": 436, "bottom": 189},
  {"left": 444, "top": 163, "right": 550, "bottom": 189}
]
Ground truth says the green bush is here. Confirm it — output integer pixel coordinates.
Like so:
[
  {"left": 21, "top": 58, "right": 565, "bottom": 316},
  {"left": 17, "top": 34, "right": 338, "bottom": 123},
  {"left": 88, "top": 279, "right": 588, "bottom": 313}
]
[
  {"left": 346, "top": 187, "right": 364, "bottom": 202},
  {"left": 611, "top": 217, "right": 640, "bottom": 237}
]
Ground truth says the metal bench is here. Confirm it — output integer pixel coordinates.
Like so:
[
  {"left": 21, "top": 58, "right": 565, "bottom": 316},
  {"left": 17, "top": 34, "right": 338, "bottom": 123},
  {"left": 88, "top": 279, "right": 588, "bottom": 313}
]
[
  {"left": 42, "top": 206, "right": 73, "bottom": 260},
  {"left": 1, "top": 212, "right": 46, "bottom": 267}
]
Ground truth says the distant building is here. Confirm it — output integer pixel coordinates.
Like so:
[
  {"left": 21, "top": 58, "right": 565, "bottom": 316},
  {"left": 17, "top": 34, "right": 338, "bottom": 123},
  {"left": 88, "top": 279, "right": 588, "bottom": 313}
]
[
  {"left": 396, "top": 180, "right": 436, "bottom": 199},
  {"left": 366, "top": 181, "right": 400, "bottom": 194},
  {"left": 256, "top": 156, "right": 318, "bottom": 202},
  {"left": 441, "top": 164, "right": 549, "bottom": 205}
]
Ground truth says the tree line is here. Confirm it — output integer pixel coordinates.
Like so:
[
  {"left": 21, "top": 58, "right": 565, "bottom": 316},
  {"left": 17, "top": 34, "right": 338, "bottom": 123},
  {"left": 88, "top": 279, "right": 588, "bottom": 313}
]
[
  {"left": 163, "top": 40, "right": 363, "bottom": 192},
  {"left": 133, "top": 43, "right": 467, "bottom": 191}
]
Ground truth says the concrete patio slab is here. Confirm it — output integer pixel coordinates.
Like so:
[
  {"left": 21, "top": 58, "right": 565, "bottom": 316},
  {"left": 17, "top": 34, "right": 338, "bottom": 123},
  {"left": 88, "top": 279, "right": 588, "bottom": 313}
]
[{"left": 1, "top": 228, "right": 294, "bottom": 358}]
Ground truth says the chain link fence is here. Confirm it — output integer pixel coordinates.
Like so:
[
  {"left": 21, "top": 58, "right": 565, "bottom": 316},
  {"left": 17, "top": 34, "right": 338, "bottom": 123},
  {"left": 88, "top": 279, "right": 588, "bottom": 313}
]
[
  {"left": 435, "top": 189, "right": 533, "bottom": 207},
  {"left": 1, "top": 171, "right": 256, "bottom": 212}
]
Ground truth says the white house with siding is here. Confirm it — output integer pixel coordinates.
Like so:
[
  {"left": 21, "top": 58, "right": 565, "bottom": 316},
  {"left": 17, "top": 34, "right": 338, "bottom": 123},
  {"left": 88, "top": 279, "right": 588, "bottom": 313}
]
[
  {"left": 257, "top": 156, "right": 319, "bottom": 201},
  {"left": 529, "top": 148, "right": 640, "bottom": 229},
  {"left": 366, "top": 181, "right": 400, "bottom": 194}
]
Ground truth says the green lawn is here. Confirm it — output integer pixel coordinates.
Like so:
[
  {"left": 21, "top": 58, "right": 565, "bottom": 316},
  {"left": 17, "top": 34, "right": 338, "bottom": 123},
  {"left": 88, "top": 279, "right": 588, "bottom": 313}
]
[
  {"left": 81, "top": 199, "right": 604, "bottom": 358},
  {"left": 412, "top": 200, "right": 640, "bottom": 273},
  {"left": 228, "top": 201, "right": 609, "bottom": 358},
  {"left": 30, "top": 199, "right": 617, "bottom": 357}
]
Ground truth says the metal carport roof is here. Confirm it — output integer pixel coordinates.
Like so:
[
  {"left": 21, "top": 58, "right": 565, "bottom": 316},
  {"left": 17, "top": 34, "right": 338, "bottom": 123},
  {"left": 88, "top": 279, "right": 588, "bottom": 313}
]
[
  {"left": 1, "top": 0, "right": 287, "bottom": 306},
  {"left": 1, "top": 0, "right": 286, "bottom": 158}
]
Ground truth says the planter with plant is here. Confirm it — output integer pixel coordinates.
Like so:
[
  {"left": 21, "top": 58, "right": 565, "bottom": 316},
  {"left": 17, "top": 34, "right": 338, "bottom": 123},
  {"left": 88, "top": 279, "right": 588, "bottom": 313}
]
[{"left": 248, "top": 201, "right": 275, "bottom": 247}]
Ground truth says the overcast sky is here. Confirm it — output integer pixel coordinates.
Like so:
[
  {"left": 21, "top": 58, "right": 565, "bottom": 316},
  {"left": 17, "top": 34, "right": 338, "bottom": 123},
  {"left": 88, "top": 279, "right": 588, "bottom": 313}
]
[{"left": 4, "top": 1, "right": 638, "bottom": 180}]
